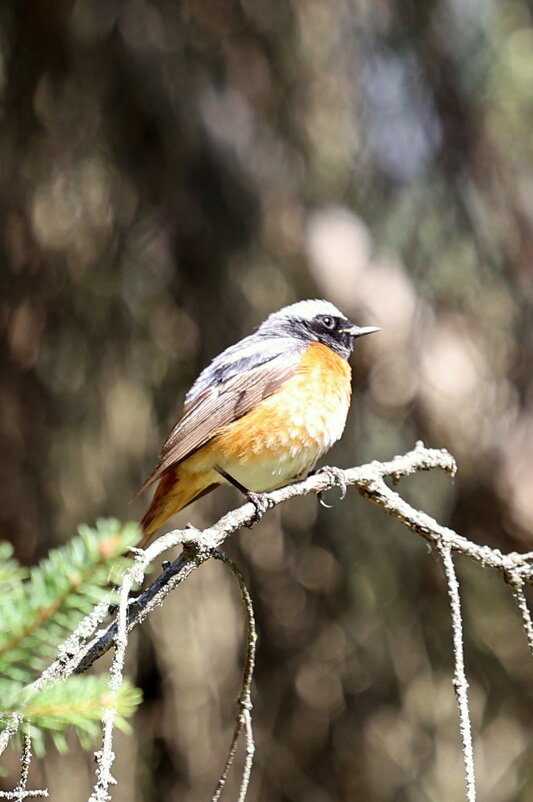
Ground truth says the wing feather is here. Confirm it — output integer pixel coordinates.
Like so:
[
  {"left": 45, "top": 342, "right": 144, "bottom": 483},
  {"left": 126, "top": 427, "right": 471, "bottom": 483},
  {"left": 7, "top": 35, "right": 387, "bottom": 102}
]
[{"left": 137, "top": 348, "right": 302, "bottom": 494}]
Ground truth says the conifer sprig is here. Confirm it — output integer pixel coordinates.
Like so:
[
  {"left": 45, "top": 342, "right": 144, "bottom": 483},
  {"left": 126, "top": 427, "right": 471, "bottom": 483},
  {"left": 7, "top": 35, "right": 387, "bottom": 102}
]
[{"left": 0, "top": 520, "right": 142, "bottom": 754}]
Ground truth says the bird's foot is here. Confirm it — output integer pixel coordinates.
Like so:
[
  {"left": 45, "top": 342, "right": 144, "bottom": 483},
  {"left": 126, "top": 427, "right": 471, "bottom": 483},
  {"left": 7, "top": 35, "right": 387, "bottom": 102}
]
[
  {"left": 214, "top": 466, "right": 275, "bottom": 526},
  {"left": 314, "top": 466, "right": 348, "bottom": 508},
  {"left": 245, "top": 491, "right": 275, "bottom": 526}
]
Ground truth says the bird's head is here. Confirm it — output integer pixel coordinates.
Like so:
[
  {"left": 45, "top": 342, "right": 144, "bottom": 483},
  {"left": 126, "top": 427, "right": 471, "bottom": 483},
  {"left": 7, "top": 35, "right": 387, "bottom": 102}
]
[{"left": 259, "top": 299, "right": 380, "bottom": 360}]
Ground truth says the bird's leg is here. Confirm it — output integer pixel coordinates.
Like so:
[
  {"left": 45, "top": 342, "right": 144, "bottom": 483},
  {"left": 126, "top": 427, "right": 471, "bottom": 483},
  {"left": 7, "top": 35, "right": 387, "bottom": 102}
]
[
  {"left": 311, "top": 466, "right": 348, "bottom": 508},
  {"left": 215, "top": 467, "right": 274, "bottom": 524}
]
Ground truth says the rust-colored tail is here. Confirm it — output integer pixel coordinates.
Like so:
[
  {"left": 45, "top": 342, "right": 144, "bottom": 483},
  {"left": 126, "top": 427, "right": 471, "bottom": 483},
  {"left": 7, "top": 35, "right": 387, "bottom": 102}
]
[{"left": 139, "top": 466, "right": 217, "bottom": 549}]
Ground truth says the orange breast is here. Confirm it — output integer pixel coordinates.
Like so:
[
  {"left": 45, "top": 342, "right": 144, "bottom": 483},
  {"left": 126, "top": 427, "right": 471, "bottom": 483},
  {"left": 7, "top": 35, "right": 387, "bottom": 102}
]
[{"left": 210, "top": 342, "right": 352, "bottom": 465}]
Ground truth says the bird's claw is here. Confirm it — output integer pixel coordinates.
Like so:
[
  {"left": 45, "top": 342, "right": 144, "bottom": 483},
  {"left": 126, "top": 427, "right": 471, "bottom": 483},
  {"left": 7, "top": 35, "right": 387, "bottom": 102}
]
[
  {"left": 315, "top": 466, "right": 348, "bottom": 507},
  {"left": 317, "top": 491, "right": 332, "bottom": 509},
  {"left": 245, "top": 491, "right": 275, "bottom": 526}
]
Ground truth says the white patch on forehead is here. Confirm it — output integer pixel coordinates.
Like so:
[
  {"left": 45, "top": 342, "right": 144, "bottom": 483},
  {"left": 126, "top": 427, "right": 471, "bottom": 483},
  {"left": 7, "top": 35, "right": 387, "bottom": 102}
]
[{"left": 264, "top": 299, "right": 345, "bottom": 326}]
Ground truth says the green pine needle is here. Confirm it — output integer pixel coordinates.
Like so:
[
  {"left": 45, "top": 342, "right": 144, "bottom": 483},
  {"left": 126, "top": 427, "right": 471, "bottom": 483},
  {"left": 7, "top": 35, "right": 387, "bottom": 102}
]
[
  {"left": 0, "top": 519, "right": 140, "bottom": 683},
  {"left": 12, "top": 676, "right": 143, "bottom": 757},
  {"left": 0, "top": 520, "right": 143, "bottom": 756},
  {"left": 0, "top": 542, "right": 28, "bottom": 589}
]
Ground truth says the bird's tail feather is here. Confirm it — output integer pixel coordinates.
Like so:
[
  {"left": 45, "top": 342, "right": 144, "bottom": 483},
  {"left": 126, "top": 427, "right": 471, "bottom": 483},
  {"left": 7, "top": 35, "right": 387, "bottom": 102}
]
[{"left": 139, "top": 466, "right": 217, "bottom": 548}]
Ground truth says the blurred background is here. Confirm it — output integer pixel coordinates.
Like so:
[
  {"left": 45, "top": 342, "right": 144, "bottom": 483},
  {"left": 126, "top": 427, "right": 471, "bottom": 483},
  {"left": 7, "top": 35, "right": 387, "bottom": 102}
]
[{"left": 1, "top": 0, "right": 533, "bottom": 799}]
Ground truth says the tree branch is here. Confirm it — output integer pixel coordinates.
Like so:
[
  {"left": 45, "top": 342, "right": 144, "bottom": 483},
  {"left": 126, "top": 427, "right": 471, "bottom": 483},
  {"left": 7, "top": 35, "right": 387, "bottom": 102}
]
[
  {"left": 4, "top": 443, "right": 533, "bottom": 802},
  {"left": 506, "top": 573, "right": 533, "bottom": 659},
  {"left": 438, "top": 545, "right": 476, "bottom": 802},
  {"left": 0, "top": 734, "right": 49, "bottom": 800},
  {"left": 87, "top": 554, "right": 144, "bottom": 802},
  {"left": 33, "top": 442, "right": 532, "bottom": 681},
  {"left": 211, "top": 552, "right": 257, "bottom": 802}
]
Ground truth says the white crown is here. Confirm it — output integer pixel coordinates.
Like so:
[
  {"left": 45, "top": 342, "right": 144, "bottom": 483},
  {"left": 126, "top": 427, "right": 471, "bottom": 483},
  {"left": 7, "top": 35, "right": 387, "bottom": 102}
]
[{"left": 265, "top": 299, "right": 345, "bottom": 325}]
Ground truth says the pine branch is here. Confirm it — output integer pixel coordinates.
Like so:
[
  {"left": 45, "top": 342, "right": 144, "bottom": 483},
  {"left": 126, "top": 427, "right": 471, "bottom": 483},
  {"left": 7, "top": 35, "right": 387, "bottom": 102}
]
[
  {"left": 20, "top": 676, "right": 141, "bottom": 756},
  {"left": 0, "top": 519, "right": 139, "bottom": 685},
  {"left": 45, "top": 442, "right": 531, "bottom": 802},
  {"left": 66, "top": 443, "right": 533, "bottom": 677},
  {"left": 3, "top": 444, "right": 533, "bottom": 802},
  {"left": 0, "top": 543, "right": 28, "bottom": 589},
  {"left": 0, "top": 521, "right": 142, "bottom": 761}
]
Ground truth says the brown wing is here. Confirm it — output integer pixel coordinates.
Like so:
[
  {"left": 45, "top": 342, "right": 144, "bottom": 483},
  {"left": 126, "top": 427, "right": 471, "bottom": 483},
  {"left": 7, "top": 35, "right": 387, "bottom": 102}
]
[{"left": 137, "top": 352, "right": 301, "bottom": 494}]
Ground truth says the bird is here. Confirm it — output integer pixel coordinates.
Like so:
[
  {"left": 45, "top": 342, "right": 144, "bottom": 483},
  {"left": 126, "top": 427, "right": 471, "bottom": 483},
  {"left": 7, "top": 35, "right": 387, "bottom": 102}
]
[{"left": 138, "top": 299, "right": 379, "bottom": 546}]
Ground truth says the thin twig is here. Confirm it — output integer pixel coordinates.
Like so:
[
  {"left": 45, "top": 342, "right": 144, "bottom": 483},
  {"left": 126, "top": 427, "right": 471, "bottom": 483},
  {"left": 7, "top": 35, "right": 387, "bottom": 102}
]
[
  {"left": 0, "top": 714, "right": 22, "bottom": 759},
  {"left": 88, "top": 558, "right": 145, "bottom": 802},
  {"left": 16, "top": 734, "right": 31, "bottom": 794},
  {"left": 239, "top": 710, "right": 254, "bottom": 802},
  {"left": 438, "top": 545, "right": 476, "bottom": 802},
  {"left": 506, "top": 572, "right": 533, "bottom": 659},
  {"left": 211, "top": 552, "right": 257, "bottom": 802},
  {"left": 0, "top": 734, "right": 49, "bottom": 801}
]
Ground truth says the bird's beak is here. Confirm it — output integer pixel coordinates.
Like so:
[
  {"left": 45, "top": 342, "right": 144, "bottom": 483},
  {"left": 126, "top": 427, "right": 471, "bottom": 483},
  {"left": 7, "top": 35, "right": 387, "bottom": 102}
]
[{"left": 341, "top": 324, "right": 381, "bottom": 338}]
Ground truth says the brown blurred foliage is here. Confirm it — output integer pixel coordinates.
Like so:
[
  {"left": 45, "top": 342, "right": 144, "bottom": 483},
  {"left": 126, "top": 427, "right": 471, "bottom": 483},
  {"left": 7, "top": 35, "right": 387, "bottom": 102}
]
[{"left": 1, "top": 0, "right": 533, "bottom": 799}]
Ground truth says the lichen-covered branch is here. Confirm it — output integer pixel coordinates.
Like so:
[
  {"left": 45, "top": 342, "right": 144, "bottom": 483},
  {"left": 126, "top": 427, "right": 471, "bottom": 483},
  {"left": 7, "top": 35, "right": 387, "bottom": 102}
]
[
  {"left": 0, "top": 734, "right": 49, "bottom": 800},
  {"left": 211, "top": 552, "right": 257, "bottom": 802},
  {"left": 506, "top": 574, "right": 533, "bottom": 659},
  {"left": 4, "top": 443, "right": 533, "bottom": 802},
  {"left": 438, "top": 545, "right": 476, "bottom": 802},
  {"left": 87, "top": 559, "right": 145, "bottom": 802},
  {"left": 43, "top": 443, "right": 532, "bottom": 678}
]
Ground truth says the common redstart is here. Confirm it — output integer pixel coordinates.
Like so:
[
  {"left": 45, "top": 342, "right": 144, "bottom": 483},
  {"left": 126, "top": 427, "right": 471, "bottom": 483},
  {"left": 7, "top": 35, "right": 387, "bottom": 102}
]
[{"left": 138, "top": 299, "right": 379, "bottom": 545}]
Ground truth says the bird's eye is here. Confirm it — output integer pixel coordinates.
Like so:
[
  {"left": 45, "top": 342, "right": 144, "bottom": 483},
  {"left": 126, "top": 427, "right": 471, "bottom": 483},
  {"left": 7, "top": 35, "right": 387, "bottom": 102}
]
[{"left": 321, "top": 315, "right": 336, "bottom": 330}]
